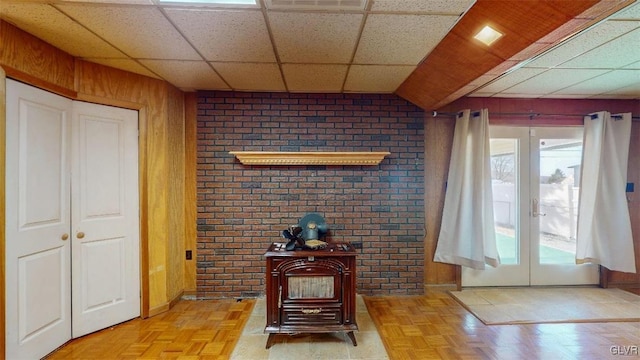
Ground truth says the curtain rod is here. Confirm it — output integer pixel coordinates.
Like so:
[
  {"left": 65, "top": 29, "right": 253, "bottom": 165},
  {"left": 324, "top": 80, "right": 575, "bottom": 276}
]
[{"left": 433, "top": 111, "right": 640, "bottom": 121}]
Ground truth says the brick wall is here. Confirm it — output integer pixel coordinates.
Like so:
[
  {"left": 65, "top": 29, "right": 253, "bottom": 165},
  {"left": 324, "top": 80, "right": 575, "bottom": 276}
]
[{"left": 196, "top": 91, "right": 425, "bottom": 298}]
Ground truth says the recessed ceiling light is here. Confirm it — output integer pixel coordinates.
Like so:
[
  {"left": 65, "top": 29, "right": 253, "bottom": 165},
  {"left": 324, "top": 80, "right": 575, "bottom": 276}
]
[
  {"left": 474, "top": 25, "right": 503, "bottom": 46},
  {"left": 158, "top": 0, "right": 257, "bottom": 5}
]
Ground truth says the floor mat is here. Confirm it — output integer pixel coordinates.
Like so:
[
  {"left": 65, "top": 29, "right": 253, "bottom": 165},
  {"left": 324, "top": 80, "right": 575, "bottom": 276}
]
[
  {"left": 449, "top": 287, "right": 640, "bottom": 325},
  {"left": 230, "top": 295, "right": 389, "bottom": 360}
]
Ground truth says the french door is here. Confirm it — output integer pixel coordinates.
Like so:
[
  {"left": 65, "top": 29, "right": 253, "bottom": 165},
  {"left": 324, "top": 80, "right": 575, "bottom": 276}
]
[{"left": 462, "top": 126, "right": 599, "bottom": 287}]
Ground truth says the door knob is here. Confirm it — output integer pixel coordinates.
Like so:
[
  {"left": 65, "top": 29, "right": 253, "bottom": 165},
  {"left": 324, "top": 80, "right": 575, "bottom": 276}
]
[
  {"left": 77, "top": 232, "right": 85, "bottom": 239},
  {"left": 61, "top": 233, "right": 69, "bottom": 241}
]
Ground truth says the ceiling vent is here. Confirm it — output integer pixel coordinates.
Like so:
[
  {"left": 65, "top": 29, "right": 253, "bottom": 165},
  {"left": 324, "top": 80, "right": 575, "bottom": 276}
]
[{"left": 265, "top": 0, "right": 367, "bottom": 11}]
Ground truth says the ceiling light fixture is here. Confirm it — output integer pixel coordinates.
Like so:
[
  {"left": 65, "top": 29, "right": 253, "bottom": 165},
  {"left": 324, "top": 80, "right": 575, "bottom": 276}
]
[{"left": 474, "top": 25, "right": 503, "bottom": 46}]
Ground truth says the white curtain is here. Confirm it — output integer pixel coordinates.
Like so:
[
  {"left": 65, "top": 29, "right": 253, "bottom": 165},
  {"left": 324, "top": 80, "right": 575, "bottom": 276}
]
[
  {"left": 576, "top": 112, "right": 635, "bottom": 273},
  {"left": 434, "top": 109, "right": 499, "bottom": 269}
]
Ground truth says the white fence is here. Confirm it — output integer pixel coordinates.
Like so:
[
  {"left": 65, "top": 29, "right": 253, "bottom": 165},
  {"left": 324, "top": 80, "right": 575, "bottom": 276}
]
[{"left": 493, "top": 183, "right": 579, "bottom": 239}]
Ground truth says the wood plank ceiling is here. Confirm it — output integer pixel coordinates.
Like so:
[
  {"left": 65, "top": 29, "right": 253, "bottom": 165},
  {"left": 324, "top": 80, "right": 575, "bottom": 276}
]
[{"left": 397, "top": 0, "right": 635, "bottom": 110}]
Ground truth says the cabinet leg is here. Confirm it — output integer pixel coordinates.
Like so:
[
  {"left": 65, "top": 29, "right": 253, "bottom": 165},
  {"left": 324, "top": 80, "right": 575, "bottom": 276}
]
[
  {"left": 346, "top": 331, "right": 357, "bottom": 346},
  {"left": 266, "top": 333, "right": 276, "bottom": 349}
]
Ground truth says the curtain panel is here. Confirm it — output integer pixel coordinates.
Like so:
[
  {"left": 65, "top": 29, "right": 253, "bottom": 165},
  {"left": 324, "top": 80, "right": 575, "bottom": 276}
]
[
  {"left": 434, "top": 109, "right": 499, "bottom": 270},
  {"left": 576, "top": 112, "right": 636, "bottom": 274}
]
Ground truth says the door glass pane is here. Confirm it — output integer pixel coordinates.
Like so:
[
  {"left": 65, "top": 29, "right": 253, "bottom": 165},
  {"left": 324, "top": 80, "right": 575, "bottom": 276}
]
[
  {"left": 491, "top": 139, "right": 518, "bottom": 265},
  {"left": 538, "top": 138, "right": 582, "bottom": 264}
]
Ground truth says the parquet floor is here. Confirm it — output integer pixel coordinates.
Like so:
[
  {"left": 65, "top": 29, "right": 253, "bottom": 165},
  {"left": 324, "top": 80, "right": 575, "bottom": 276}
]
[
  {"left": 364, "top": 289, "right": 640, "bottom": 360},
  {"left": 46, "top": 299, "right": 256, "bottom": 360},
  {"left": 47, "top": 288, "right": 640, "bottom": 360}
]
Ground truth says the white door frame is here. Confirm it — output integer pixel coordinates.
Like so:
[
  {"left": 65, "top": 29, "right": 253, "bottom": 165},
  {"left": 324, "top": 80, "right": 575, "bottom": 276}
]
[{"left": 463, "top": 126, "right": 599, "bottom": 287}]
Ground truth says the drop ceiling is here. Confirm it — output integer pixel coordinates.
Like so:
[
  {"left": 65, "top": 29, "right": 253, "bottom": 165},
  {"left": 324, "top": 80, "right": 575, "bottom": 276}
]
[{"left": 0, "top": 0, "right": 638, "bottom": 110}]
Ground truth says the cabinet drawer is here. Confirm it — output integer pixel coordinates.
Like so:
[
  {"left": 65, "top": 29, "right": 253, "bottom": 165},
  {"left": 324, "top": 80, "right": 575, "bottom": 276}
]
[{"left": 281, "top": 306, "right": 342, "bottom": 326}]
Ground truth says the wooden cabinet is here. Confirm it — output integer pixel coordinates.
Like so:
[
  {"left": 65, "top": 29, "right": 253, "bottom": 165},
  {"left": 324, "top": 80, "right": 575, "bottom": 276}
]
[{"left": 264, "top": 242, "right": 358, "bottom": 348}]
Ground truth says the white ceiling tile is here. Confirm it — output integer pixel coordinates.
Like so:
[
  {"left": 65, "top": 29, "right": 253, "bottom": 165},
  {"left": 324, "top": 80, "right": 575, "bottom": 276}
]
[
  {"left": 370, "top": 0, "right": 475, "bottom": 14},
  {"left": 213, "top": 62, "right": 285, "bottom": 91},
  {"left": 84, "top": 58, "right": 161, "bottom": 78},
  {"left": 600, "top": 76, "right": 640, "bottom": 98},
  {"left": 139, "top": 60, "right": 229, "bottom": 90},
  {"left": 467, "top": 91, "right": 499, "bottom": 97},
  {"left": 268, "top": 12, "right": 363, "bottom": 64},
  {"left": 265, "top": 0, "right": 365, "bottom": 11},
  {"left": 623, "top": 60, "right": 640, "bottom": 69},
  {"left": 1, "top": 3, "right": 126, "bottom": 58},
  {"left": 165, "top": 9, "right": 276, "bottom": 62},
  {"left": 610, "top": 1, "right": 640, "bottom": 20},
  {"left": 599, "top": 82, "right": 640, "bottom": 98},
  {"left": 282, "top": 64, "right": 347, "bottom": 92},
  {"left": 57, "top": 4, "right": 201, "bottom": 60},
  {"left": 588, "top": 94, "right": 638, "bottom": 99},
  {"left": 344, "top": 65, "right": 414, "bottom": 92},
  {"left": 552, "top": 70, "right": 640, "bottom": 96},
  {"left": 354, "top": 14, "right": 457, "bottom": 65},
  {"left": 527, "top": 21, "right": 640, "bottom": 68},
  {"left": 504, "top": 69, "right": 610, "bottom": 95},
  {"left": 539, "top": 94, "right": 591, "bottom": 99},
  {"left": 497, "top": 93, "right": 546, "bottom": 98},
  {"left": 478, "top": 68, "right": 547, "bottom": 94},
  {"left": 558, "top": 28, "right": 640, "bottom": 69}
]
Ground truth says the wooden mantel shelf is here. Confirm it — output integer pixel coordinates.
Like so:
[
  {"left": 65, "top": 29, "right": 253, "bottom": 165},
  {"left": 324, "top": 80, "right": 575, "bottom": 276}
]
[{"left": 229, "top": 151, "right": 390, "bottom": 166}]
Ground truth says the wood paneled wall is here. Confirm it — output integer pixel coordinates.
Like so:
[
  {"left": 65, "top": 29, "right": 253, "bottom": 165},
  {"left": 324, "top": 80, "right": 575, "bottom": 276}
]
[
  {"left": 0, "top": 68, "right": 7, "bottom": 357},
  {"left": 426, "top": 97, "right": 640, "bottom": 287},
  {"left": 0, "top": 21, "right": 75, "bottom": 97},
  {"left": 167, "top": 85, "right": 186, "bottom": 303},
  {"left": 0, "top": 20, "right": 191, "bottom": 326},
  {"left": 604, "top": 122, "right": 640, "bottom": 287},
  {"left": 424, "top": 117, "right": 457, "bottom": 285},
  {"left": 184, "top": 93, "right": 198, "bottom": 294}
]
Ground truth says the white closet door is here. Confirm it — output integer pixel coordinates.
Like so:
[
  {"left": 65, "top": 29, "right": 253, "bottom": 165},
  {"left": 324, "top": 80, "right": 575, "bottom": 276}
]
[
  {"left": 5, "top": 79, "right": 72, "bottom": 359},
  {"left": 71, "top": 101, "right": 140, "bottom": 337}
]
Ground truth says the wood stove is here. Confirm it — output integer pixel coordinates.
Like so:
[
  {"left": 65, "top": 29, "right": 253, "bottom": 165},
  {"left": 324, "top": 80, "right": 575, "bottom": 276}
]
[{"left": 264, "top": 242, "right": 358, "bottom": 349}]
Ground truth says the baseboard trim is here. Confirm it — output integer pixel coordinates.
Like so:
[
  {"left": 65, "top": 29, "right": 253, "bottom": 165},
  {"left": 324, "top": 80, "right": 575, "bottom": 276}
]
[
  {"left": 148, "top": 291, "right": 184, "bottom": 317},
  {"left": 148, "top": 303, "right": 170, "bottom": 317},
  {"left": 169, "top": 290, "right": 184, "bottom": 308},
  {"left": 425, "top": 284, "right": 458, "bottom": 292},
  {"left": 183, "top": 289, "right": 197, "bottom": 297}
]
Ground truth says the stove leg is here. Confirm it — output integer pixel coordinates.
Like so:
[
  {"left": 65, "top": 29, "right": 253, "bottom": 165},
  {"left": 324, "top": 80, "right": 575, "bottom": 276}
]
[
  {"left": 346, "top": 331, "right": 357, "bottom": 346},
  {"left": 266, "top": 333, "right": 277, "bottom": 349}
]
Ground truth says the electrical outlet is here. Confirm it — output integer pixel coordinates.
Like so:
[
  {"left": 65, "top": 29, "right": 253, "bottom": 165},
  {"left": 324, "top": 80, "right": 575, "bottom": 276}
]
[
  {"left": 186, "top": 250, "right": 192, "bottom": 260},
  {"left": 351, "top": 242, "right": 363, "bottom": 249}
]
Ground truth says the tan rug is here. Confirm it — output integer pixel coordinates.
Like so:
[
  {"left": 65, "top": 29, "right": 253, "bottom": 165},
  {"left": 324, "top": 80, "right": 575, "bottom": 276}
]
[
  {"left": 450, "top": 287, "right": 640, "bottom": 325},
  {"left": 231, "top": 295, "right": 389, "bottom": 360}
]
